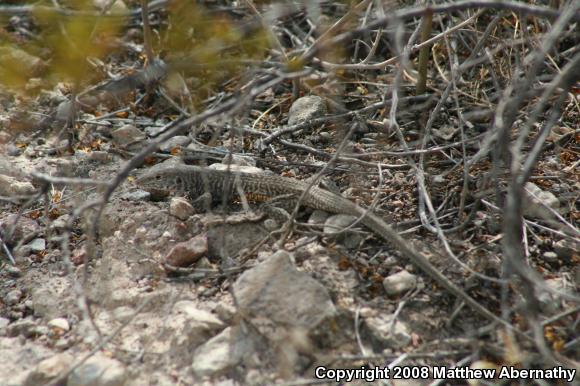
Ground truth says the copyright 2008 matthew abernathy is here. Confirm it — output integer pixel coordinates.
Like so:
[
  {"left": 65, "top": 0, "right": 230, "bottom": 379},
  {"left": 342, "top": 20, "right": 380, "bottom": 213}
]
[{"left": 314, "top": 365, "right": 576, "bottom": 383}]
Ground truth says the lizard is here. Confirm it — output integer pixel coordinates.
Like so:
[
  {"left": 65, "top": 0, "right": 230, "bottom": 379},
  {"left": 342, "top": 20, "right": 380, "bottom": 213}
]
[{"left": 135, "top": 163, "right": 519, "bottom": 333}]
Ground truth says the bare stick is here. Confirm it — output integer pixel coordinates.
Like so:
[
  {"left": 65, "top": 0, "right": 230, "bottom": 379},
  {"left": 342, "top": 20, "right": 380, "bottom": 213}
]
[{"left": 416, "top": 8, "right": 433, "bottom": 94}]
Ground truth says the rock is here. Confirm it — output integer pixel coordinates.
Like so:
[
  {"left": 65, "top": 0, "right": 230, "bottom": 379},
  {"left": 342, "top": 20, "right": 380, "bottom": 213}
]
[
  {"left": 191, "top": 327, "right": 257, "bottom": 377},
  {"left": 0, "top": 337, "right": 49, "bottom": 384},
  {"left": 433, "top": 123, "right": 459, "bottom": 141},
  {"left": 318, "top": 131, "right": 332, "bottom": 142},
  {"left": 71, "top": 246, "right": 87, "bottom": 265},
  {"left": 220, "top": 155, "right": 257, "bottom": 167},
  {"left": 262, "top": 218, "right": 279, "bottom": 231},
  {"left": 360, "top": 135, "right": 378, "bottom": 144},
  {"left": 0, "top": 214, "right": 41, "bottom": 245},
  {"left": 24, "top": 353, "right": 73, "bottom": 386},
  {"left": 169, "top": 197, "right": 195, "bottom": 220},
  {"left": 144, "top": 125, "right": 166, "bottom": 137},
  {"left": 30, "top": 280, "right": 72, "bottom": 319},
  {"left": 5, "top": 289, "right": 23, "bottom": 305},
  {"left": 0, "top": 174, "right": 36, "bottom": 196},
  {"left": 288, "top": 96, "right": 327, "bottom": 126},
  {"left": 48, "top": 158, "right": 75, "bottom": 177},
  {"left": 93, "top": 0, "right": 127, "bottom": 13},
  {"left": 6, "top": 144, "right": 22, "bottom": 156},
  {"left": 0, "top": 131, "right": 12, "bottom": 145},
  {"left": 48, "top": 318, "right": 70, "bottom": 332},
  {"left": 191, "top": 328, "right": 236, "bottom": 376},
  {"left": 537, "top": 277, "right": 568, "bottom": 314},
  {"left": 23, "top": 146, "right": 38, "bottom": 158},
  {"left": 323, "top": 214, "right": 363, "bottom": 248},
  {"left": 553, "top": 239, "right": 579, "bottom": 260},
  {"left": 0, "top": 317, "right": 9, "bottom": 330},
  {"left": 383, "top": 270, "right": 417, "bottom": 296},
  {"left": 0, "top": 46, "right": 44, "bottom": 79},
  {"left": 111, "top": 306, "right": 134, "bottom": 324},
  {"left": 213, "top": 303, "right": 236, "bottom": 323},
  {"left": 13, "top": 245, "right": 32, "bottom": 259},
  {"left": 164, "top": 235, "right": 208, "bottom": 267},
  {"left": 55, "top": 100, "right": 73, "bottom": 122},
  {"left": 207, "top": 223, "right": 268, "bottom": 258},
  {"left": 136, "top": 157, "right": 184, "bottom": 176},
  {"left": 522, "top": 182, "right": 559, "bottom": 220},
  {"left": 364, "top": 313, "right": 412, "bottom": 349},
  {"left": 542, "top": 251, "right": 558, "bottom": 263},
  {"left": 54, "top": 337, "right": 73, "bottom": 350},
  {"left": 5, "top": 265, "right": 22, "bottom": 277},
  {"left": 111, "top": 124, "right": 145, "bottom": 147},
  {"left": 68, "top": 353, "right": 127, "bottom": 386},
  {"left": 233, "top": 251, "right": 336, "bottom": 337},
  {"left": 119, "top": 189, "right": 150, "bottom": 201},
  {"left": 159, "top": 135, "right": 191, "bottom": 152},
  {"left": 308, "top": 210, "right": 330, "bottom": 226},
  {"left": 88, "top": 151, "right": 112, "bottom": 163},
  {"left": 33, "top": 325, "right": 50, "bottom": 337},
  {"left": 174, "top": 301, "right": 224, "bottom": 330},
  {"left": 208, "top": 163, "right": 265, "bottom": 174},
  {"left": 28, "top": 238, "right": 46, "bottom": 253},
  {"left": 51, "top": 214, "right": 71, "bottom": 231},
  {"left": 168, "top": 301, "right": 225, "bottom": 366},
  {"left": 196, "top": 256, "right": 213, "bottom": 269},
  {"left": 6, "top": 318, "right": 37, "bottom": 338}
]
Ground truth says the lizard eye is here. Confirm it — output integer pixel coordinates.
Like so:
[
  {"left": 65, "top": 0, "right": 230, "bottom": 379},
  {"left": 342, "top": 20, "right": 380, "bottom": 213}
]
[
  {"left": 175, "top": 177, "right": 182, "bottom": 184},
  {"left": 155, "top": 175, "right": 161, "bottom": 180}
]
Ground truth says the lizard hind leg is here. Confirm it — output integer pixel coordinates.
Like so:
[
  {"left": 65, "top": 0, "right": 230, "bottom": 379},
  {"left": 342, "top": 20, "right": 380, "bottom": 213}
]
[{"left": 260, "top": 193, "right": 309, "bottom": 224}]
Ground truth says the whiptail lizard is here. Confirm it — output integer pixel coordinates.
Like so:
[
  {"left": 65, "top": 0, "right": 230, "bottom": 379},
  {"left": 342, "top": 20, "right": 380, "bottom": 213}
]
[{"left": 136, "top": 164, "right": 514, "bottom": 330}]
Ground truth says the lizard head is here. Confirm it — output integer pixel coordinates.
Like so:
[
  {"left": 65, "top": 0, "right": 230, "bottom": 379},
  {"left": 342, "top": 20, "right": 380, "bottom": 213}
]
[{"left": 135, "top": 168, "right": 184, "bottom": 200}]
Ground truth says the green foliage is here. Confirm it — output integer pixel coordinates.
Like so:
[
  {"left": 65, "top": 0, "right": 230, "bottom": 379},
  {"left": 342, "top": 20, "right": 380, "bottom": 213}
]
[
  {"left": 0, "top": 1, "right": 270, "bottom": 99},
  {"left": 0, "top": 2, "right": 124, "bottom": 94},
  {"left": 0, "top": 44, "right": 44, "bottom": 91},
  {"left": 33, "top": 4, "right": 124, "bottom": 88},
  {"left": 161, "top": 1, "right": 270, "bottom": 83}
]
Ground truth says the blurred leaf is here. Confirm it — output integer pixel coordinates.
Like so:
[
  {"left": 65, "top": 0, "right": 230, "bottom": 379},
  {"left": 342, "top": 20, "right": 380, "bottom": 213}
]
[
  {"left": 33, "top": 3, "right": 125, "bottom": 87},
  {"left": 0, "top": 45, "right": 45, "bottom": 91},
  {"left": 162, "top": 0, "right": 269, "bottom": 99}
]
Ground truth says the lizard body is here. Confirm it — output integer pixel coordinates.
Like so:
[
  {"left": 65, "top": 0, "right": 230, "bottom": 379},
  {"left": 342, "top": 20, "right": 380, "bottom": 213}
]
[{"left": 136, "top": 164, "right": 510, "bottom": 328}]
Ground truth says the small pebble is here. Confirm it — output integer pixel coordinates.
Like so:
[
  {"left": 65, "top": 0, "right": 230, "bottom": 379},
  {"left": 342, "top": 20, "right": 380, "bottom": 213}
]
[
  {"left": 169, "top": 197, "right": 195, "bottom": 220},
  {"left": 542, "top": 251, "right": 558, "bottom": 263},
  {"left": 5, "top": 265, "right": 22, "bottom": 277},
  {"left": 48, "top": 318, "right": 70, "bottom": 332},
  {"left": 28, "top": 238, "right": 46, "bottom": 253},
  {"left": 383, "top": 270, "right": 417, "bottom": 296},
  {"left": 5, "top": 289, "right": 23, "bottom": 305}
]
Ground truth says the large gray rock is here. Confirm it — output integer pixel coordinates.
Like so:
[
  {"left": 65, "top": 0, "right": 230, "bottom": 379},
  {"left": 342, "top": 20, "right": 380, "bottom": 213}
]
[
  {"left": 111, "top": 124, "right": 145, "bottom": 147},
  {"left": 159, "top": 135, "right": 191, "bottom": 152},
  {"left": 383, "top": 270, "right": 418, "bottom": 296},
  {"left": 207, "top": 222, "right": 267, "bottom": 258},
  {"left": 68, "top": 353, "right": 127, "bottom": 386},
  {"left": 24, "top": 353, "right": 73, "bottom": 386},
  {"left": 191, "top": 326, "right": 260, "bottom": 377},
  {"left": 523, "top": 182, "right": 560, "bottom": 220},
  {"left": 233, "top": 251, "right": 336, "bottom": 334},
  {"left": 0, "top": 174, "right": 35, "bottom": 196},
  {"left": 0, "top": 214, "right": 40, "bottom": 246},
  {"left": 288, "top": 96, "right": 327, "bottom": 126}
]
